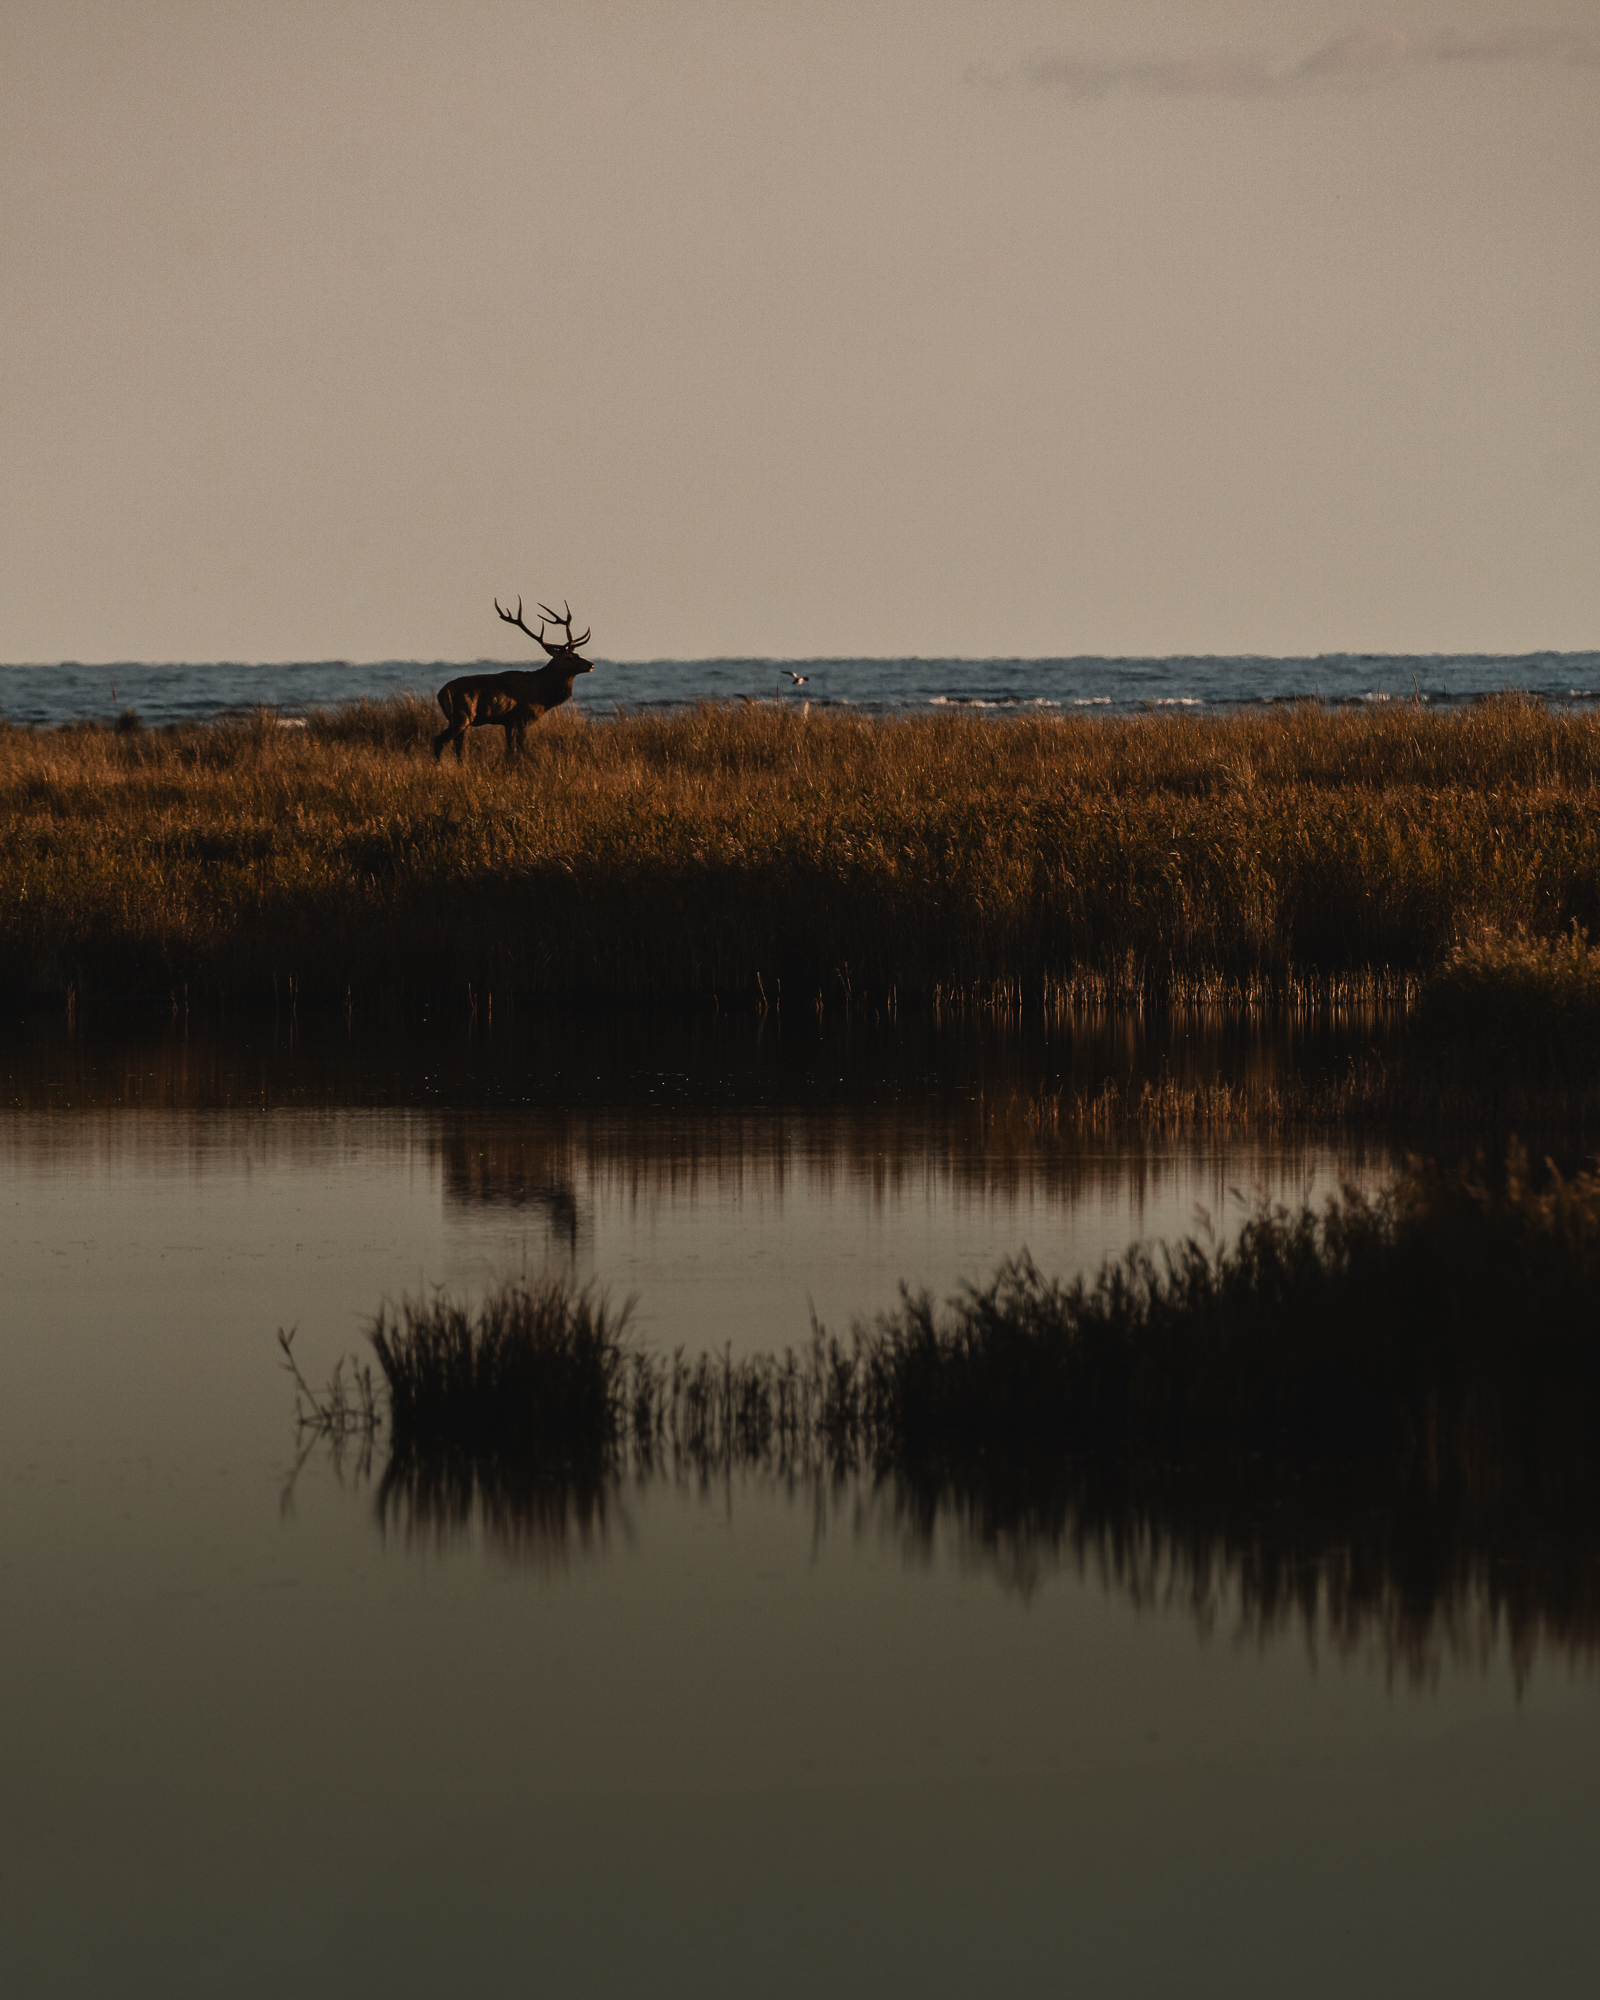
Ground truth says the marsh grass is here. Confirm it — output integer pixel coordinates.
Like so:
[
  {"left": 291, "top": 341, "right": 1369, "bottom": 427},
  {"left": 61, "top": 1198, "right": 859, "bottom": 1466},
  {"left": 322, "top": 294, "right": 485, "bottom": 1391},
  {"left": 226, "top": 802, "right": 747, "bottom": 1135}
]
[
  {"left": 356, "top": 1147, "right": 1600, "bottom": 1498},
  {"left": 372, "top": 1275, "right": 633, "bottom": 1464},
  {"left": 1416, "top": 925, "right": 1600, "bottom": 1057},
  {"left": 333, "top": 1150, "right": 1600, "bottom": 1670},
  {"left": 10, "top": 693, "right": 1600, "bottom": 1013},
  {"left": 852, "top": 1146, "right": 1600, "bottom": 1488}
]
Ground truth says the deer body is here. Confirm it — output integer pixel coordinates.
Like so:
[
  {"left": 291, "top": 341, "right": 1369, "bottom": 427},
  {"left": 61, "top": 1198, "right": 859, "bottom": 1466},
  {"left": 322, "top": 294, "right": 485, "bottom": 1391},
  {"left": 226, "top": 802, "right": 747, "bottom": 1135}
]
[{"left": 433, "top": 598, "right": 594, "bottom": 764}]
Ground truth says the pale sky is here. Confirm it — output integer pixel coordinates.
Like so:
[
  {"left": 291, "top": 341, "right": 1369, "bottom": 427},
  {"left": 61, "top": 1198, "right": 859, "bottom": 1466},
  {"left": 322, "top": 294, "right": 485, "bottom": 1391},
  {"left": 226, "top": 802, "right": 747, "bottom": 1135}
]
[{"left": 2, "top": 1, "right": 1596, "bottom": 662}]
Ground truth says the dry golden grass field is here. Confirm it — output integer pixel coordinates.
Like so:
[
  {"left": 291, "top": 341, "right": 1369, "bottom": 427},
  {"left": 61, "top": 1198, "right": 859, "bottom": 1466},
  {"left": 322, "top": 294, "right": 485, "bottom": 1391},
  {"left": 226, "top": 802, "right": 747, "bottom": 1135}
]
[{"left": 4, "top": 693, "right": 1600, "bottom": 1017}]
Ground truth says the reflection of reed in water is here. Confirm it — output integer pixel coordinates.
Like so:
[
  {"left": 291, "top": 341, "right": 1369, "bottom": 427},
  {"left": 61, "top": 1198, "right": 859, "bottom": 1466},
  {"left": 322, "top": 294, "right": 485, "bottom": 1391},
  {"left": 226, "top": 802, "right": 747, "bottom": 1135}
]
[
  {"left": 431, "top": 1103, "right": 1388, "bottom": 1240},
  {"left": 4, "top": 1006, "right": 1379, "bottom": 1116},
  {"left": 375, "top": 1450, "right": 616, "bottom": 1569},
  {"left": 365, "top": 1447, "right": 1600, "bottom": 1683},
  {"left": 871, "top": 1462, "right": 1600, "bottom": 1685},
  {"left": 17, "top": 997, "right": 1600, "bottom": 1135}
]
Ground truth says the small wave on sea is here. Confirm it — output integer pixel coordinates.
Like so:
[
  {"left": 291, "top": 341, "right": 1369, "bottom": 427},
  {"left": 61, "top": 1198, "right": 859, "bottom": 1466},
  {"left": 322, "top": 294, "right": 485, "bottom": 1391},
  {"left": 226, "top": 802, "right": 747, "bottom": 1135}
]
[{"left": 928, "top": 694, "right": 1062, "bottom": 710}]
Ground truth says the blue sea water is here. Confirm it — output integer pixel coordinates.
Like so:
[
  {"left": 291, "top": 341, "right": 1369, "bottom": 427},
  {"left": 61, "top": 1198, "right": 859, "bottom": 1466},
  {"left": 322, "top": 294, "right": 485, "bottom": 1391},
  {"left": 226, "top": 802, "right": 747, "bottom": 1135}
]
[{"left": 2, "top": 651, "right": 1598, "bottom": 729}]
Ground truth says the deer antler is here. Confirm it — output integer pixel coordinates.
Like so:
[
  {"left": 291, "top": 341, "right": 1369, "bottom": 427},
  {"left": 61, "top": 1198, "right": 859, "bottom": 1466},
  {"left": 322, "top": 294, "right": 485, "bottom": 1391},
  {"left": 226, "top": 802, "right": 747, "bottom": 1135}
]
[
  {"left": 495, "top": 596, "right": 549, "bottom": 646},
  {"left": 497, "top": 592, "right": 591, "bottom": 658},
  {"left": 538, "top": 600, "right": 592, "bottom": 651}
]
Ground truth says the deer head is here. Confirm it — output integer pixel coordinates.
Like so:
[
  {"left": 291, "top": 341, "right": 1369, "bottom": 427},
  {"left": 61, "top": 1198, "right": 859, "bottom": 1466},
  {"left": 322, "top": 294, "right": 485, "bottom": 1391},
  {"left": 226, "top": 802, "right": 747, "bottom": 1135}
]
[{"left": 494, "top": 596, "right": 594, "bottom": 671}]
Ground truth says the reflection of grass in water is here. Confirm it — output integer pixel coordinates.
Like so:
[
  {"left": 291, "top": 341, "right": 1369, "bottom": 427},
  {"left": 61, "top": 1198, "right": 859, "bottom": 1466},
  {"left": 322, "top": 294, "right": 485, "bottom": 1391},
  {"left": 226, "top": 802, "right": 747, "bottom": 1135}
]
[
  {"left": 375, "top": 1451, "right": 615, "bottom": 1567},
  {"left": 1017, "top": 1056, "right": 1600, "bottom": 1135},
  {"left": 877, "top": 1460, "right": 1600, "bottom": 1685}
]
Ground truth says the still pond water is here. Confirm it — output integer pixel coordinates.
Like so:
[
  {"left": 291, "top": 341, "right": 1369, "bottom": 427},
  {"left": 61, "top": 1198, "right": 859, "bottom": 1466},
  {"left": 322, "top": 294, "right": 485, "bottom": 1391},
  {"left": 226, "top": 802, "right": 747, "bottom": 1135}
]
[{"left": 2, "top": 1014, "right": 1596, "bottom": 1997}]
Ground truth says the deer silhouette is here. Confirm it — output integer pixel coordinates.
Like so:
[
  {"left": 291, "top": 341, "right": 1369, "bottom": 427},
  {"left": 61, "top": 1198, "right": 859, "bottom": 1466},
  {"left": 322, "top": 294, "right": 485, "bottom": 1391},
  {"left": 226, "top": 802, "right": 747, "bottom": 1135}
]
[{"left": 433, "top": 599, "right": 594, "bottom": 763}]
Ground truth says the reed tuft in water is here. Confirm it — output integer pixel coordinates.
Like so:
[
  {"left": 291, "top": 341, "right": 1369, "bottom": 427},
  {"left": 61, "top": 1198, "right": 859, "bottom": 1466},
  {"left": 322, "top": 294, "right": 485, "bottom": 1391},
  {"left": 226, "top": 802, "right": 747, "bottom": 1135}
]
[{"left": 371, "top": 1277, "right": 633, "bottom": 1465}]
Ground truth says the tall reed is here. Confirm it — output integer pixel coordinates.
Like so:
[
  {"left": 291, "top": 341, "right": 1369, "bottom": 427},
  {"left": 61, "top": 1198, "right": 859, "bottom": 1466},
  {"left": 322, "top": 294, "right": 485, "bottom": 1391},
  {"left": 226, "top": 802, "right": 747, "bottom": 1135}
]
[
  {"left": 372, "top": 1276, "right": 631, "bottom": 1463},
  {"left": 853, "top": 1147, "right": 1600, "bottom": 1486}
]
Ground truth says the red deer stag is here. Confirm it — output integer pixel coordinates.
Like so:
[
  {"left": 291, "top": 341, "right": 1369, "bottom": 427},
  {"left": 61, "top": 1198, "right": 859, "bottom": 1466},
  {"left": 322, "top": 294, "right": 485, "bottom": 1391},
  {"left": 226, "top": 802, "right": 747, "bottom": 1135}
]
[{"left": 432, "top": 598, "right": 594, "bottom": 763}]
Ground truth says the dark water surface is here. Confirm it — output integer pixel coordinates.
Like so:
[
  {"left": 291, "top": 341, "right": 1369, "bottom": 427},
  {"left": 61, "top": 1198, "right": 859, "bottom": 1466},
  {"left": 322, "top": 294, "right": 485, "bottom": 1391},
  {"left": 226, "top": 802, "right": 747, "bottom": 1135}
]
[
  {"left": 4, "top": 649, "right": 1600, "bottom": 727},
  {"left": 2, "top": 1014, "right": 1597, "bottom": 1997}
]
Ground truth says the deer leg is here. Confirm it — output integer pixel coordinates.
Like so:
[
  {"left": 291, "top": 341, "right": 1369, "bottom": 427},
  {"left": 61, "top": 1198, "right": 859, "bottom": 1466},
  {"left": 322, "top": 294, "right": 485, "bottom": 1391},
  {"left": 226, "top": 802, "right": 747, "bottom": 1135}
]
[{"left": 435, "top": 689, "right": 470, "bottom": 764}]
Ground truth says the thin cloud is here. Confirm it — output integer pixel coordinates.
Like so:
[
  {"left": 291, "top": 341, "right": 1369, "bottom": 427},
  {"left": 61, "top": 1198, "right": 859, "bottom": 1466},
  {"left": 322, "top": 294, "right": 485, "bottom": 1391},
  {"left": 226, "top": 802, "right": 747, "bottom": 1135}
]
[{"left": 991, "top": 27, "right": 1600, "bottom": 101}]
